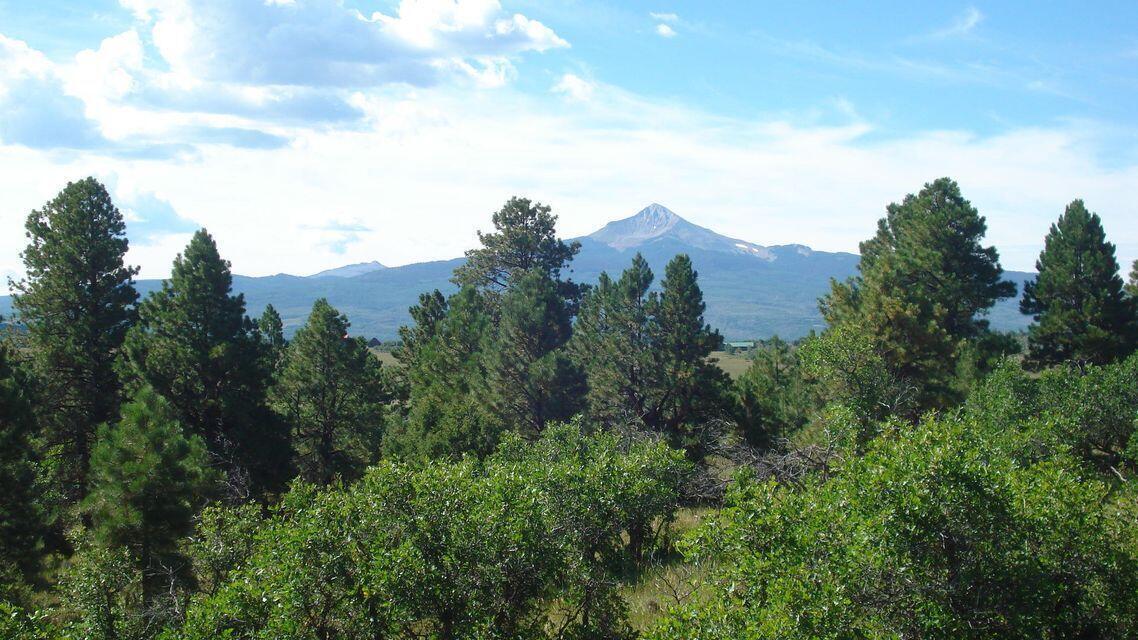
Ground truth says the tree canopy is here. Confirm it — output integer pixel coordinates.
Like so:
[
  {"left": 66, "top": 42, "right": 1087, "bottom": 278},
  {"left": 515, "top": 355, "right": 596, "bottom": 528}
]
[
  {"left": 821, "top": 177, "right": 1015, "bottom": 410},
  {"left": 10, "top": 177, "right": 138, "bottom": 499},
  {"left": 1020, "top": 200, "right": 1137, "bottom": 368}
]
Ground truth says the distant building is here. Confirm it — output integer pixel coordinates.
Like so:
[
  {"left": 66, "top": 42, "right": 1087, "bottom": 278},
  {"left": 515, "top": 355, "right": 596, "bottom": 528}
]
[{"left": 727, "top": 340, "right": 756, "bottom": 349}]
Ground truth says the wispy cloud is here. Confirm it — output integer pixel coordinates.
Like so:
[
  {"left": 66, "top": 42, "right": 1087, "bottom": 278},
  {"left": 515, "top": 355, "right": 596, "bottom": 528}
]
[
  {"left": 655, "top": 24, "right": 677, "bottom": 38},
  {"left": 553, "top": 73, "right": 596, "bottom": 101},
  {"left": 650, "top": 12, "right": 679, "bottom": 23},
  {"left": 927, "top": 6, "right": 984, "bottom": 40}
]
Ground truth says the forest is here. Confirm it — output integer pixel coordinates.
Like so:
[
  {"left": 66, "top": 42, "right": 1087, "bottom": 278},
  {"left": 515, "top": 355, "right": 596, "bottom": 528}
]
[{"left": 2, "top": 176, "right": 1138, "bottom": 639}]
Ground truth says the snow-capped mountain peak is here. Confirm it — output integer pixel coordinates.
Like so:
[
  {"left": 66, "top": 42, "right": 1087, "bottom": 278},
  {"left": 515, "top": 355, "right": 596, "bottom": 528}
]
[{"left": 586, "top": 204, "right": 773, "bottom": 260}]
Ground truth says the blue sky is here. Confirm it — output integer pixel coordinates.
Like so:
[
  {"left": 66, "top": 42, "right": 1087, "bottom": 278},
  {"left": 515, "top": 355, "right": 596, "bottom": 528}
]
[{"left": 1, "top": 0, "right": 1135, "bottom": 280}]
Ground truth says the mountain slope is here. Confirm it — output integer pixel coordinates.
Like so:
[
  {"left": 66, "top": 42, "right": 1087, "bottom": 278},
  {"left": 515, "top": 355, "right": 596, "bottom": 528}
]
[
  {"left": 0, "top": 204, "right": 1033, "bottom": 339},
  {"left": 309, "top": 260, "right": 386, "bottom": 278}
]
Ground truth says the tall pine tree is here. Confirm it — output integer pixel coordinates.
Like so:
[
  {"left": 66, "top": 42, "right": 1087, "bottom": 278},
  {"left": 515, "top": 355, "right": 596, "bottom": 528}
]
[
  {"left": 0, "top": 344, "right": 45, "bottom": 600},
  {"left": 1127, "top": 260, "right": 1138, "bottom": 298},
  {"left": 257, "top": 304, "right": 287, "bottom": 377},
  {"left": 385, "top": 286, "right": 496, "bottom": 458},
  {"left": 1020, "top": 200, "right": 1137, "bottom": 368},
  {"left": 652, "top": 254, "right": 728, "bottom": 449},
  {"left": 124, "top": 229, "right": 290, "bottom": 498},
  {"left": 821, "top": 178, "right": 1015, "bottom": 411},
  {"left": 452, "top": 197, "right": 581, "bottom": 308},
  {"left": 570, "top": 254, "right": 662, "bottom": 427},
  {"left": 481, "top": 270, "right": 583, "bottom": 437},
  {"left": 9, "top": 177, "right": 138, "bottom": 498},
  {"left": 271, "top": 299, "right": 387, "bottom": 484},
  {"left": 82, "top": 386, "right": 218, "bottom": 608}
]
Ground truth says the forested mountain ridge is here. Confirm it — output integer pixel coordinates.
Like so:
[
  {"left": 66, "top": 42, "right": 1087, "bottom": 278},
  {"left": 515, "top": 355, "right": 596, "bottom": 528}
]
[{"left": 1, "top": 204, "right": 1033, "bottom": 338}]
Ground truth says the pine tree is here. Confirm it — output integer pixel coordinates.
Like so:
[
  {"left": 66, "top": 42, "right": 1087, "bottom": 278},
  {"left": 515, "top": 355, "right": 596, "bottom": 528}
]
[
  {"left": 821, "top": 178, "right": 1015, "bottom": 410},
  {"left": 570, "top": 254, "right": 662, "bottom": 427},
  {"left": 0, "top": 344, "right": 45, "bottom": 599},
  {"left": 481, "top": 271, "right": 584, "bottom": 437},
  {"left": 271, "top": 299, "right": 387, "bottom": 484},
  {"left": 395, "top": 290, "right": 448, "bottom": 368},
  {"left": 452, "top": 197, "right": 581, "bottom": 307},
  {"left": 82, "top": 386, "right": 218, "bottom": 607},
  {"left": 257, "top": 304, "right": 287, "bottom": 376},
  {"left": 734, "top": 337, "right": 812, "bottom": 450},
  {"left": 1127, "top": 260, "right": 1138, "bottom": 298},
  {"left": 124, "top": 229, "right": 290, "bottom": 498},
  {"left": 386, "top": 286, "right": 497, "bottom": 458},
  {"left": 651, "top": 254, "right": 728, "bottom": 449},
  {"left": 1020, "top": 200, "right": 1138, "bottom": 368},
  {"left": 9, "top": 177, "right": 138, "bottom": 498}
]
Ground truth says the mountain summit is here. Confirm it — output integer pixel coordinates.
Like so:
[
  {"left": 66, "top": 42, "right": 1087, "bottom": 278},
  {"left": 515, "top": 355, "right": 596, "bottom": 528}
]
[
  {"left": 5, "top": 203, "right": 1030, "bottom": 340},
  {"left": 309, "top": 260, "right": 387, "bottom": 278},
  {"left": 586, "top": 203, "right": 773, "bottom": 260}
]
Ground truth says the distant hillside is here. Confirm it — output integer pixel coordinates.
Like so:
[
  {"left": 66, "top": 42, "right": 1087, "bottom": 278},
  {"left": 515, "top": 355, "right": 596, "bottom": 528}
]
[
  {"left": 308, "top": 260, "right": 387, "bottom": 278},
  {"left": 1, "top": 204, "right": 1033, "bottom": 340}
]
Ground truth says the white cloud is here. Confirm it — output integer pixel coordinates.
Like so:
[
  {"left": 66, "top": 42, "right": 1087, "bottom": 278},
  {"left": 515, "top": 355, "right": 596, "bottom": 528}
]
[
  {"left": 0, "top": 35, "right": 108, "bottom": 149},
  {"left": 656, "top": 24, "right": 677, "bottom": 38},
  {"left": 119, "top": 0, "right": 566, "bottom": 88},
  {"left": 649, "top": 12, "right": 679, "bottom": 23},
  {"left": 928, "top": 6, "right": 984, "bottom": 40},
  {"left": 0, "top": 0, "right": 568, "bottom": 156},
  {"left": 3, "top": 85, "right": 1136, "bottom": 286},
  {"left": 552, "top": 73, "right": 596, "bottom": 101}
]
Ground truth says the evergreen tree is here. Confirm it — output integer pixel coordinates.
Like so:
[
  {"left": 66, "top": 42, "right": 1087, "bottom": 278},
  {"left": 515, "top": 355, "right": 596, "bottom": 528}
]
[
  {"left": 652, "top": 254, "right": 729, "bottom": 449},
  {"left": 257, "top": 304, "right": 287, "bottom": 376},
  {"left": 9, "top": 177, "right": 138, "bottom": 498},
  {"left": 1126, "top": 259, "right": 1138, "bottom": 298},
  {"left": 124, "top": 229, "right": 290, "bottom": 498},
  {"left": 481, "top": 271, "right": 583, "bottom": 437},
  {"left": 385, "top": 287, "right": 497, "bottom": 458},
  {"left": 821, "top": 178, "right": 1015, "bottom": 410},
  {"left": 570, "top": 254, "right": 662, "bottom": 427},
  {"left": 1020, "top": 200, "right": 1137, "bottom": 368},
  {"left": 452, "top": 197, "right": 581, "bottom": 307},
  {"left": 0, "top": 344, "right": 45, "bottom": 599},
  {"left": 395, "top": 290, "right": 448, "bottom": 368},
  {"left": 82, "top": 386, "right": 218, "bottom": 608},
  {"left": 271, "top": 299, "right": 387, "bottom": 484},
  {"left": 734, "top": 337, "right": 812, "bottom": 450}
]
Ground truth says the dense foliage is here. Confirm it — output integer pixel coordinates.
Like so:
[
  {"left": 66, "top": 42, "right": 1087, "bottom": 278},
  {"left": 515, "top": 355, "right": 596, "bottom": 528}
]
[
  {"left": 822, "top": 178, "right": 1016, "bottom": 411},
  {"left": 652, "top": 398, "right": 1138, "bottom": 639},
  {"left": 1021, "top": 199, "right": 1137, "bottom": 368},
  {"left": 2, "top": 177, "right": 1136, "bottom": 639},
  {"left": 175, "top": 424, "right": 688, "bottom": 640},
  {"left": 9, "top": 177, "right": 138, "bottom": 501}
]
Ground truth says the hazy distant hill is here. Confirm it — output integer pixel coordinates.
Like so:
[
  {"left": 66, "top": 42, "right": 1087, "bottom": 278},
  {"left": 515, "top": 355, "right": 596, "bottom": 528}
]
[{"left": 1, "top": 204, "right": 1033, "bottom": 339}]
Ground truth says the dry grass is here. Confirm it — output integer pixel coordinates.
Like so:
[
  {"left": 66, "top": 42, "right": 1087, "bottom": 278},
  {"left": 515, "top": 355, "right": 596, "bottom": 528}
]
[
  {"left": 369, "top": 349, "right": 399, "bottom": 367},
  {"left": 619, "top": 507, "right": 718, "bottom": 632},
  {"left": 710, "top": 350, "right": 751, "bottom": 379}
]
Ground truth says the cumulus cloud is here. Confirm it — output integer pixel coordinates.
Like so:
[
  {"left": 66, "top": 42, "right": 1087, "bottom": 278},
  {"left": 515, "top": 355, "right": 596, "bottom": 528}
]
[
  {"left": 0, "top": 35, "right": 108, "bottom": 149},
  {"left": 120, "top": 0, "right": 566, "bottom": 87},
  {"left": 3, "top": 85, "right": 1135, "bottom": 283},
  {"left": 0, "top": 1, "right": 568, "bottom": 155},
  {"left": 655, "top": 24, "right": 677, "bottom": 38}
]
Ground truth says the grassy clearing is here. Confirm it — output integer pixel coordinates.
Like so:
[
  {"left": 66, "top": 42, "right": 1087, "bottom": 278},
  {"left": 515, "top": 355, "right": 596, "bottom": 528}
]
[
  {"left": 370, "top": 348, "right": 399, "bottom": 367},
  {"left": 710, "top": 350, "right": 751, "bottom": 379},
  {"left": 620, "top": 507, "right": 718, "bottom": 632}
]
